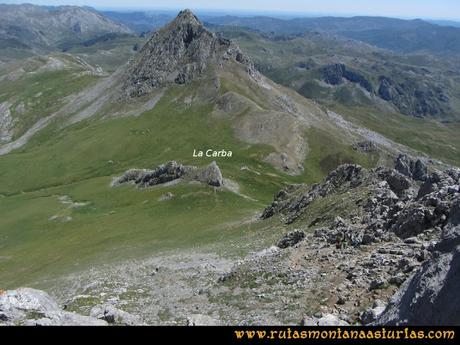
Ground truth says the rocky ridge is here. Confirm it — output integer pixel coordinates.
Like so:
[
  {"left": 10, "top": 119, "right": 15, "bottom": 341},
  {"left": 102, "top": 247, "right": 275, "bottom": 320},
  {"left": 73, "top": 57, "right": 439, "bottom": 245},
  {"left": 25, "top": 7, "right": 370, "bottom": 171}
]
[
  {"left": 252, "top": 155, "right": 459, "bottom": 325},
  {"left": 112, "top": 160, "right": 224, "bottom": 188}
]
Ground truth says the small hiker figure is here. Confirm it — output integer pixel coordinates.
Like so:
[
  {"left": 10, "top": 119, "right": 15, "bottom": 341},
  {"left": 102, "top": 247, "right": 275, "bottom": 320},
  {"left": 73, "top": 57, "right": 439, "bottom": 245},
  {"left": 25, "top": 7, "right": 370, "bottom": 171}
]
[
  {"left": 335, "top": 234, "right": 342, "bottom": 250},
  {"left": 342, "top": 232, "right": 348, "bottom": 250}
]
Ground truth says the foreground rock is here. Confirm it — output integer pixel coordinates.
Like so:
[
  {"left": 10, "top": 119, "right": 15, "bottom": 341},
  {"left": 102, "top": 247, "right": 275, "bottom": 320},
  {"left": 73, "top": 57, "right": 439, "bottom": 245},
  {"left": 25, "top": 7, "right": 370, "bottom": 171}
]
[
  {"left": 376, "top": 224, "right": 460, "bottom": 325},
  {"left": 112, "top": 160, "right": 224, "bottom": 188},
  {"left": 0, "top": 288, "right": 107, "bottom": 325},
  {"left": 395, "top": 154, "right": 427, "bottom": 181},
  {"left": 277, "top": 230, "right": 305, "bottom": 249},
  {"left": 254, "top": 157, "right": 459, "bottom": 325},
  {"left": 262, "top": 160, "right": 458, "bottom": 242},
  {"left": 302, "top": 313, "right": 349, "bottom": 326},
  {"left": 90, "top": 304, "right": 142, "bottom": 325}
]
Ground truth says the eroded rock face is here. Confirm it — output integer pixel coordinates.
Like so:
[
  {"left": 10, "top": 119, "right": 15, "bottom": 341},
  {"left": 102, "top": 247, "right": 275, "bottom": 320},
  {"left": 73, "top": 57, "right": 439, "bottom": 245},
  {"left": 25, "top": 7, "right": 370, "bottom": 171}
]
[
  {"left": 320, "top": 63, "right": 372, "bottom": 92},
  {"left": 377, "top": 76, "right": 450, "bottom": 118},
  {"left": 376, "top": 225, "right": 460, "bottom": 325},
  {"left": 123, "top": 9, "right": 258, "bottom": 97},
  {"left": 0, "top": 288, "right": 107, "bottom": 326},
  {"left": 112, "top": 161, "right": 224, "bottom": 188},
  {"left": 395, "top": 154, "right": 427, "bottom": 181},
  {"left": 262, "top": 159, "right": 458, "bottom": 244}
]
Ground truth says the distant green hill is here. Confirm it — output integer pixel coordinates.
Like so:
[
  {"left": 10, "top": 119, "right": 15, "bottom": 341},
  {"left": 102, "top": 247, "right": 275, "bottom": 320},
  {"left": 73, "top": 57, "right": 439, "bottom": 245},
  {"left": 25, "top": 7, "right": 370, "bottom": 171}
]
[{"left": 204, "top": 15, "right": 460, "bottom": 55}]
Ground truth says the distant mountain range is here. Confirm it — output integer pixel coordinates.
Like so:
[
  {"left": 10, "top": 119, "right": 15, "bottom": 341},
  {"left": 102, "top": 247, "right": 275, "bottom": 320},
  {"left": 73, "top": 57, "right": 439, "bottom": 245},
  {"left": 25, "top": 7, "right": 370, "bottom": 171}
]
[
  {"left": 3, "top": 4, "right": 460, "bottom": 57},
  {"left": 101, "top": 11, "right": 174, "bottom": 34},
  {"left": 0, "top": 4, "right": 132, "bottom": 53},
  {"left": 103, "top": 11, "right": 460, "bottom": 56},
  {"left": 427, "top": 19, "right": 460, "bottom": 28},
  {"left": 203, "top": 15, "right": 460, "bottom": 55}
]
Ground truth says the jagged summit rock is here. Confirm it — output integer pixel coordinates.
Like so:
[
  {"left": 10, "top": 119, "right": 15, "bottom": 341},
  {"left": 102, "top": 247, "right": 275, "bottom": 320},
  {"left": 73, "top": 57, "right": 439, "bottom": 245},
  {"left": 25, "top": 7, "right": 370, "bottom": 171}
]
[{"left": 123, "top": 9, "right": 258, "bottom": 97}]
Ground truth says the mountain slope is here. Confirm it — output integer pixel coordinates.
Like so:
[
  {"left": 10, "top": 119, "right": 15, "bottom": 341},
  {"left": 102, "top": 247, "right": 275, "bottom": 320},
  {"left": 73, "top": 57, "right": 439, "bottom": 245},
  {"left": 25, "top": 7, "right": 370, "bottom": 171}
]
[
  {"left": 102, "top": 11, "right": 174, "bottom": 34},
  {"left": 0, "top": 6, "right": 459, "bottom": 328},
  {"left": 0, "top": 9, "right": 412, "bottom": 288},
  {"left": 0, "top": 4, "right": 133, "bottom": 54},
  {"left": 207, "top": 26, "right": 460, "bottom": 167}
]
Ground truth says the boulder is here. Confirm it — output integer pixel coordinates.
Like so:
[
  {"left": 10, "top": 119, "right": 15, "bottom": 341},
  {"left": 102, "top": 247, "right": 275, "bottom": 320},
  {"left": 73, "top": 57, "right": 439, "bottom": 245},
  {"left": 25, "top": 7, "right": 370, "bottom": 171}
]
[
  {"left": 277, "top": 230, "right": 306, "bottom": 249},
  {"left": 197, "top": 161, "right": 223, "bottom": 187},
  {"left": 360, "top": 300, "right": 386, "bottom": 325},
  {"left": 0, "top": 288, "right": 107, "bottom": 326},
  {"left": 391, "top": 206, "right": 432, "bottom": 239},
  {"left": 352, "top": 140, "right": 377, "bottom": 153},
  {"left": 90, "top": 304, "right": 142, "bottom": 325},
  {"left": 316, "top": 313, "right": 349, "bottom": 326},
  {"left": 395, "top": 154, "right": 427, "bottom": 181}
]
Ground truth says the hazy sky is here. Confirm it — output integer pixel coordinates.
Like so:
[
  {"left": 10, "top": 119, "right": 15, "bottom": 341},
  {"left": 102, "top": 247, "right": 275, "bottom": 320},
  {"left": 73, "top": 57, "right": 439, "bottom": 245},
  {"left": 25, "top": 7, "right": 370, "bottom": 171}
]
[{"left": 2, "top": 0, "right": 460, "bottom": 20}]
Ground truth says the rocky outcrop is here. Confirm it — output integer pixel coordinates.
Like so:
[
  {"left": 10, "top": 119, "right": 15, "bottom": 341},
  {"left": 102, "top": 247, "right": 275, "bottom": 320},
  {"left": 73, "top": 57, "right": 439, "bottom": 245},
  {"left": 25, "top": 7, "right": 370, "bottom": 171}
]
[
  {"left": 112, "top": 161, "right": 224, "bottom": 188},
  {"left": 395, "top": 154, "right": 428, "bottom": 181},
  {"left": 377, "top": 76, "right": 450, "bottom": 118},
  {"left": 261, "top": 164, "right": 414, "bottom": 225},
  {"left": 352, "top": 140, "right": 378, "bottom": 153},
  {"left": 418, "top": 168, "right": 459, "bottom": 199},
  {"left": 262, "top": 158, "right": 458, "bottom": 243},
  {"left": 257, "top": 156, "right": 459, "bottom": 325},
  {"left": 320, "top": 63, "right": 373, "bottom": 92},
  {"left": 0, "top": 288, "right": 107, "bottom": 325},
  {"left": 90, "top": 304, "right": 142, "bottom": 325},
  {"left": 0, "top": 101, "right": 14, "bottom": 143},
  {"left": 360, "top": 300, "right": 386, "bottom": 325},
  {"left": 376, "top": 224, "right": 460, "bottom": 325},
  {"left": 277, "top": 229, "right": 305, "bottom": 249},
  {"left": 123, "top": 9, "right": 258, "bottom": 97}
]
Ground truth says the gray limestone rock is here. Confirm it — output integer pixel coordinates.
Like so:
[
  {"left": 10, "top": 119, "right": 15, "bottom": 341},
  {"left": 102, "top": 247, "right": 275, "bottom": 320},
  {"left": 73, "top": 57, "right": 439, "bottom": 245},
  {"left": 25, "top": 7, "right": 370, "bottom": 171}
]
[
  {"left": 90, "top": 304, "right": 142, "bottom": 325},
  {"left": 113, "top": 161, "right": 224, "bottom": 188},
  {"left": 123, "top": 9, "right": 258, "bottom": 97},
  {"left": 0, "top": 288, "right": 107, "bottom": 326},
  {"left": 277, "top": 230, "right": 306, "bottom": 249},
  {"left": 376, "top": 225, "right": 460, "bottom": 325}
]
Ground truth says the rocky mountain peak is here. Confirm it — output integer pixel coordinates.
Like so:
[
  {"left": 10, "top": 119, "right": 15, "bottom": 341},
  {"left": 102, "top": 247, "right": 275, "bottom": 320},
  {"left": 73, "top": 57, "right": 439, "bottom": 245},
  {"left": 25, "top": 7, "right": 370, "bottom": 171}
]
[
  {"left": 173, "top": 9, "right": 202, "bottom": 27},
  {"left": 122, "top": 9, "right": 257, "bottom": 97}
]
